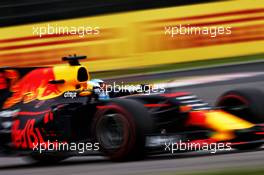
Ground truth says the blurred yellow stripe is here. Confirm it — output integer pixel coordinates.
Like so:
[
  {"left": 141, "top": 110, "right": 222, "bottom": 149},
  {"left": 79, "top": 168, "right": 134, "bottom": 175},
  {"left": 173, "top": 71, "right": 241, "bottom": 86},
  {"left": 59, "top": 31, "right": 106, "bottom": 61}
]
[{"left": 0, "top": 0, "right": 263, "bottom": 71}]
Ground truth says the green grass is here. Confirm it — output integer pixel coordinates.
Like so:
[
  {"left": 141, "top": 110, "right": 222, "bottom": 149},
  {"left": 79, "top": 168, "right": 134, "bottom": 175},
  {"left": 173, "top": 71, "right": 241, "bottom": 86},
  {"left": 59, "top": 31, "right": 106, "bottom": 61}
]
[{"left": 91, "top": 53, "right": 264, "bottom": 79}]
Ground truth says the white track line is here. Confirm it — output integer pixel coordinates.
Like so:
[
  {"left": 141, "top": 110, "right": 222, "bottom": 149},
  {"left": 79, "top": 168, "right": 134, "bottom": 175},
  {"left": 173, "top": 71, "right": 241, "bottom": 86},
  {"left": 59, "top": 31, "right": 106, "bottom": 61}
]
[{"left": 158, "top": 72, "right": 264, "bottom": 88}]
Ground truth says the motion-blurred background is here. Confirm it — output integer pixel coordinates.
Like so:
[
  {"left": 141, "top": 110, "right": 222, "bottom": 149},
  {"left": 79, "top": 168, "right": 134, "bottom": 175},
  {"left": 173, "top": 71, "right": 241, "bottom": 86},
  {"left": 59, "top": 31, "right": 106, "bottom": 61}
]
[
  {"left": 1, "top": 1, "right": 264, "bottom": 175},
  {"left": 0, "top": 0, "right": 263, "bottom": 77}
]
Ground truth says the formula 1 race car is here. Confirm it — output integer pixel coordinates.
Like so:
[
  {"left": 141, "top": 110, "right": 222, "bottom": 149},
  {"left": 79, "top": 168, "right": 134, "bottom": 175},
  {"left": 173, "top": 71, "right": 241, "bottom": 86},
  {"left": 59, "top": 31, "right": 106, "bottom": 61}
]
[{"left": 0, "top": 55, "right": 264, "bottom": 163}]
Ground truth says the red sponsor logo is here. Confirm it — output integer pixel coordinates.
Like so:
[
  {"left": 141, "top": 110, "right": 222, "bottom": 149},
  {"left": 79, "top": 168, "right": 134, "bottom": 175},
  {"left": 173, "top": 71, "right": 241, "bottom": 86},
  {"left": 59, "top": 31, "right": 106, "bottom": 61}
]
[{"left": 12, "top": 119, "right": 44, "bottom": 149}]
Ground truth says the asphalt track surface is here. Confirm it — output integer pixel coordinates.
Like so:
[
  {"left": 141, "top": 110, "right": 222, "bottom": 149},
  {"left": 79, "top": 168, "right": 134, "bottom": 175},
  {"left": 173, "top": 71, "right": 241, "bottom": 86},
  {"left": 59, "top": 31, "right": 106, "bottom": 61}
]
[{"left": 0, "top": 62, "right": 264, "bottom": 175}]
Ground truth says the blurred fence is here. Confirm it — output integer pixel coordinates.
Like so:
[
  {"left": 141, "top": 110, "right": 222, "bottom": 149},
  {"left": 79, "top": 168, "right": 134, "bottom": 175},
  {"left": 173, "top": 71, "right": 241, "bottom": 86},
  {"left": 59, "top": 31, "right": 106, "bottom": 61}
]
[{"left": 0, "top": 0, "right": 263, "bottom": 72}]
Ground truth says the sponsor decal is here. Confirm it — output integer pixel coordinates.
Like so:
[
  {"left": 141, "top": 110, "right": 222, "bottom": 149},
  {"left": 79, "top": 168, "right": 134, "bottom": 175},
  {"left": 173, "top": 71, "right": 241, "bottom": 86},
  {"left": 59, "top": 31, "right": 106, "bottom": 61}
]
[
  {"left": 64, "top": 91, "right": 77, "bottom": 98},
  {"left": 12, "top": 119, "right": 44, "bottom": 149},
  {"left": 3, "top": 68, "right": 61, "bottom": 109}
]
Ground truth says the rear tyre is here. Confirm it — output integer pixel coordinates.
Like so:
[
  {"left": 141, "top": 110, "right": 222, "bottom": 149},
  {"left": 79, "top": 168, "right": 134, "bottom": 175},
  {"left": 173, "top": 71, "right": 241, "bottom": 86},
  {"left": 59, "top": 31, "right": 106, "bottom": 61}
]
[{"left": 92, "top": 99, "right": 153, "bottom": 161}]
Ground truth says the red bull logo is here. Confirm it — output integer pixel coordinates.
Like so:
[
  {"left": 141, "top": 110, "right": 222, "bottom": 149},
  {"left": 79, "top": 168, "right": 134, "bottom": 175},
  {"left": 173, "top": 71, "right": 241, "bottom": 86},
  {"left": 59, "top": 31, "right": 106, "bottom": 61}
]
[{"left": 3, "top": 68, "right": 62, "bottom": 109}]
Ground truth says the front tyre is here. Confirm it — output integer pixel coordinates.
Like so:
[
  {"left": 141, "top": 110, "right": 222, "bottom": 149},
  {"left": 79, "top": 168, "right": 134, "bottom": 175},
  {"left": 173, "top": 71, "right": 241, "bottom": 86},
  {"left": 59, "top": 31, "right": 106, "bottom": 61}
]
[
  {"left": 216, "top": 88, "right": 264, "bottom": 123},
  {"left": 216, "top": 88, "right": 264, "bottom": 150},
  {"left": 92, "top": 99, "right": 153, "bottom": 161}
]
